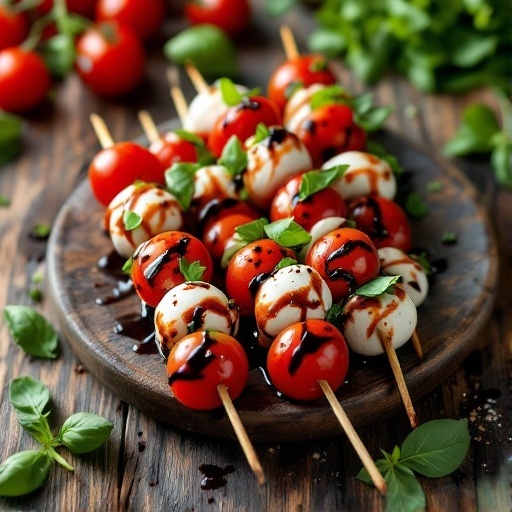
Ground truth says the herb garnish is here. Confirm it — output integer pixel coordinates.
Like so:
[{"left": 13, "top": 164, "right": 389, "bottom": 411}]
[
  {"left": 179, "top": 257, "right": 206, "bottom": 282},
  {"left": 123, "top": 210, "right": 142, "bottom": 231},
  {"left": 165, "top": 162, "right": 200, "bottom": 211},
  {"left": 356, "top": 276, "right": 400, "bottom": 297},
  {"left": 218, "top": 135, "right": 247, "bottom": 175},
  {"left": 405, "top": 192, "right": 429, "bottom": 218},
  {"left": 298, "top": 166, "right": 348, "bottom": 201}
]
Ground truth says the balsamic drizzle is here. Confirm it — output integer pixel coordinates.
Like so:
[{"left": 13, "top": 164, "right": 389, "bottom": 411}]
[{"left": 289, "top": 324, "right": 334, "bottom": 375}]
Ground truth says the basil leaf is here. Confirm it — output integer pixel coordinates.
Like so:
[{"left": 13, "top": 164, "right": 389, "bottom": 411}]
[
  {"left": 40, "top": 34, "right": 76, "bottom": 78},
  {"left": 409, "top": 252, "right": 431, "bottom": 275},
  {"left": 448, "top": 30, "right": 498, "bottom": 68},
  {"left": 0, "top": 450, "right": 52, "bottom": 497},
  {"left": 253, "top": 123, "right": 271, "bottom": 144},
  {"left": 310, "top": 85, "right": 349, "bottom": 111},
  {"left": 4, "top": 305, "right": 59, "bottom": 359},
  {"left": 218, "top": 77, "right": 243, "bottom": 107},
  {"left": 351, "top": 93, "right": 393, "bottom": 132},
  {"left": 56, "top": 413, "right": 113, "bottom": 454},
  {"left": 218, "top": 135, "right": 247, "bottom": 175},
  {"left": 174, "top": 129, "right": 205, "bottom": 147},
  {"left": 0, "top": 112, "right": 23, "bottom": 165},
  {"left": 385, "top": 464, "right": 426, "bottom": 512},
  {"left": 356, "top": 458, "right": 390, "bottom": 484},
  {"left": 0, "top": 195, "right": 10, "bottom": 207},
  {"left": 165, "top": 162, "right": 199, "bottom": 211},
  {"left": 164, "top": 25, "right": 238, "bottom": 77},
  {"left": 491, "top": 140, "right": 512, "bottom": 189},
  {"left": 31, "top": 223, "right": 51, "bottom": 239},
  {"left": 356, "top": 276, "right": 400, "bottom": 297},
  {"left": 178, "top": 257, "right": 206, "bottom": 282},
  {"left": 298, "top": 166, "right": 348, "bottom": 201},
  {"left": 235, "top": 218, "right": 268, "bottom": 243},
  {"left": 123, "top": 210, "right": 142, "bottom": 231},
  {"left": 442, "top": 231, "right": 458, "bottom": 245},
  {"left": 366, "top": 141, "right": 404, "bottom": 175},
  {"left": 405, "top": 192, "right": 429, "bottom": 218},
  {"left": 275, "top": 257, "right": 297, "bottom": 271},
  {"left": 400, "top": 418, "right": 470, "bottom": 478},
  {"left": 308, "top": 28, "right": 347, "bottom": 59},
  {"left": 265, "top": 0, "right": 298, "bottom": 16},
  {"left": 263, "top": 218, "right": 311, "bottom": 248},
  {"left": 326, "top": 303, "right": 344, "bottom": 329},
  {"left": 122, "top": 255, "right": 134, "bottom": 275}
]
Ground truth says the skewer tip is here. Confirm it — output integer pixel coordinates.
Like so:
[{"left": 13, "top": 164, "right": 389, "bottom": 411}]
[{"left": 411, "top": 330, "right": 423, "bottom": 360}]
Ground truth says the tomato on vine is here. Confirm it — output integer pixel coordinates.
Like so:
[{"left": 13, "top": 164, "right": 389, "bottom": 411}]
[{"left": 0, "top": 6, "right": 28, "bottom": 51}]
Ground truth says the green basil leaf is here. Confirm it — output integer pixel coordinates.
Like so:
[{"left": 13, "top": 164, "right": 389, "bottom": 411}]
[
  {"left": 326, "top": 303, "right": 344, "bottom": 329},
  {"left": 351, "top": 93, "right": 393, "bottom": 132},
  {"left": 173, "top": 129, "right": 205, "bottom": 147},
  {"left": 298, "top": 166, "right": 348, "bottom": 201},
  {"left": 218, "top": 77, "right": 243, "bottom": 107},
  {"left": 356, "top": 276, "right": 400, "bottom": 297},
  {"left": 165, "top": 162, "right": 200, "bottom": 211},
  {"left": 122, "top": 255, "right": 134, "bottom": 275},
  {"left": 391, "top": 445, "right": 401, "bottom": 462},
  {"left": 409, "top": 252, "right": 431, "bottom": 275},
  {"left": 178, "top": 257, "right": 206, "bottom": 282},
  {"left": 265, "top": 0, "right": 299, "bottom": 16},
  {"left": 31, "top": 223, "right": 51, "bottom": 240},
  {"left": 56, "top": 413, "right": 113, "bottom": 454},
  {"left": 384, "top": 464, "right": 426, "bottom": 512},
  {"left": 441, "top": 231, "right": 458, "bottom": 245},
  {"left": 164, "top": 25, "right": 238, "bottom": 77},
  {"left": 4, "top": 305, "right": 59, "bottom": 359},
  {"left": 274, "top": 257, "right": 297, "bottom": 271},
  {"left": 253, "top": 123, "right": 271, "bottom": 144},
  {"left": 55, "top": 13, "right": 90, "bottom": 37},
  {"left": 355, "top": 458, "right": 390, "bottom": 485},
  {"left": 308, "top": 28, "right": 347, "bottom": 58},
  {"left": 0, "top": 450, "right": 52, "bottom": 497},
  {"left": 448, "top": 30, "right": 498, "bottom": 68},
  {"left": 0, "top": 195, "right": 9, "bottom": 206},
  {"left": 491, "top": 140, "right": 512, "bottom": 189},
  {"left": 123, "top": 210, "right": 142, "bottom": 231},
  {"left": 264, "top": 218, "right": 311, "bottom": 248},
  {"left": 235, "top": 218, "right": 268, "bottom": 243},
  {"left": 400, "top": 419, "right": 470, "bottom": 478},
  {"left": 0, "top": 112, "right": 23, "bottom": 165},
  {"left": 405, "top": 192, "right": 429, "bottom": 218},
  {"left": 220, "top": 235, "right": 246, "bottom": 268},
  {"left": 366, "top": 141, "right": 404, "bottom": 175},
  {"left": 40, "top": 34, "right": 76, "bottom": 78},
  {"left": 218, "top": 135, "right": 247, "bottom": 175},
  {"left": 310, "top": 85, "right": 349, "bottom": 111}
]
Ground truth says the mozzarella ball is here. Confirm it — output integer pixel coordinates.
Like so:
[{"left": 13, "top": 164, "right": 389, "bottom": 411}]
[
  {"left": 342, "top": 286, "right": 417, "bottom": 356},
  {"left": 244, "top": 128, "right": 312, "bottom": 210},
  {"left": 105, "top": 183, "right": 183, "bottom": 258},
  {"left": 283, "top": 83, "right": 326, "bottom": 134},
  {"left": 255, "top": 264, "right": 332, "bottom": 344},
  {"left": 378, "top": 248, "right": 429, "bottom": 307},
  {"left": 193, "top": 165, "right": 238, "bottom": 208},
  {"left": 154, "top": 282, "right": 239, "bottom": 356},
  {"left": 298, "top": 216, "right": 350, "bottom": 262},
  {"left": 322, "top": 151, "right": 396, "bottom": 200}
]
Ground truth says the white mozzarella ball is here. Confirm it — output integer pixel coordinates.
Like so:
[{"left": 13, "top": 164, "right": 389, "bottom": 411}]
[
  {"left": 322, "top": 151, "right": 396, "bottom": 200},
  {"left": 255, "top": 264, "right": 332, "bottom": 343},
  {"left": 378, "top": 248, "right": 429, "bottom": 307},
  {"left": 283, "top": 83, "right": 326, "bottom": 134},
  {"left": 105, "top": 183, "right": 183, "bottom": 259},
  {"left": 193, "top": 165, "right": 238, "bottom": 205},
  {"left": 183, "top": 83, "right": 249, "bottom": 135},
  {"left": 244, "top": 128, "right": 312, "bottom": 210},
  {"left": 298, "top": 216, "right": 349, "bottom": 262},
  {"left": 154, "top": 282, "right": 239, "bottom": 356},
  {"left": 342, "top": 286, "right": 417, "bottom": 356}
]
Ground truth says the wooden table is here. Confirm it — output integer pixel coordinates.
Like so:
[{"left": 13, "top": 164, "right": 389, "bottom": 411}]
[{"left": 1, "top": 3, "right": 511, "bottom": 511}]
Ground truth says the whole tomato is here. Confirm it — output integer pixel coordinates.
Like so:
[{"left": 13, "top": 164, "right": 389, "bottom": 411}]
[
  {"left": 88, "top": 142, "right": 165, "bottom": 206},
  {"left": 167, "top": 330, "right": 249, "bottom": 410},
  {"left": 148, "top": 131, "right": 199, "bottom": 171},
  {"left": 208, "top": 96, "right": 281, "bottom": 158},
  {"left": 34, "top": 0, "right": 97, "bottom": 17},
  {"left": 184, "top": 0, "right": 251, "bottom": 37},
  {"left": 199, "top": 197, "right": 259, "bottom": 235},
  {"left": 305, "top": 227, "right": 380, "bottom": 302},
  {"left": 96, "top": 0, "right": 165, "bottom": 39},
  {"left": 0, "top": 48, "right": 51, "bottom": 113},
  {"left": 268, "top": 55, "right": 337, "bottom": 112},
  {"left": 130, "top": 231, "right": 214, "bottom": 308},
  {"left": 267, "top": 319, "right": 349, "bottom": 401},
  {"left": 0, "top": 6, "right": 28, "bottom": 51},
  {"left": 75, "top": 22, "right": 145, "bottom": 97}
]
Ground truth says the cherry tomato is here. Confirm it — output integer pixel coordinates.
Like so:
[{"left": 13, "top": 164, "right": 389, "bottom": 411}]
[
  {"left": 198, "top": 197, "right": 260, "bottom": 235},
  {"left": 0, "top": 6, "right": 28, "bottom": 51},
  {"left": 96, "top": 0, "right": 165, "bottom": 39},
  {"left": 225, "top": 239, "right": 296, "bottom": 316},
  {"left": 167, "top": 330, "right": 249, "bottom": 410},
  {"left": 267, "top": 319, "right": 349, "bottom": 401},
  {"left": 75, "top": 22, "right": 145, "bottom": 97},
  {"left": 184, "top": 0, "right": 251, "bottom": 37},
  {"left": 88, "top": 142, "right": 165, "bottom": 206},
  {"left": 268, "top": 55, "right": 337, "bottom": 112},
  {"left": 148, "top": 131, "right": 199, "bottom": 171},
  {"left": 34, "top": 0, "right": 97, "bottom": 17},
  {"left": 0, "top": 48, "right": 51, "bottom": 113},
  {"left": 130, "top": 231, "right": 214, "bottom": 308},
  {"left": 270, "top": 174, "right": 347, "bottom": 232},
  {"left": 305, "top": 227, "right": 380, "bottom": 302},
  {"left": 208, "top": 96, "right": 281, "bottom": 158},
  {"left": 348, "top": 195, "right": 412, "bottom": 252},
  {"left": 295, "top": 103, "right": 366, "bottom": 168}
]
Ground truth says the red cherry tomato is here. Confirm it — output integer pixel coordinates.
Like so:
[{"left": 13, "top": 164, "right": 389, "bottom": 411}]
[
  {"left": 198, "top": 197, "right": 260, "bottom": 235},
  {"left": 295, "top": 103, "right": 366, "bottom": 168},
  {"left": 268, "top": 55, "right": 337, "bottom": 112},
  {"left": 96, "top": 0, "right": 165, "bottom": 39},
  {"left": 148, "top": 131, "right": 198, "bottom": 170},
  {"left": 75, "top": 22, "right": 145, "bottom": 97},
  {"left": 34, "top": 0, "right": 97, "bottom": 17},
  {"left": 208, "top": 96, "right": 281, "bottom": 158},
  {"left": 267, "top": 319, "right": 349, "bottom": 401},
  {"left": 167, "top": 330, "right": 249, "bottom": 410},
  {"left": 348, "top": 195, "right": 412, "bottom": 252},
  {"left": 184, "top": 0, "right": 251, "bottom": 37},
  {"left": 305, "top": 227, "right": 380, "bottom": 302},
  {"left": 0, "top": 6, "right": 28, "bottom": 51},
  {"left": 0, "top": 48, "right": 51, "bottom": 113},
  {"left": 270, "top": 174, "right": 347, "bottom": 232},
  {"left": 130, "top": 231, "right": 214, "bottom": 308},
  {"left": 225, "top": 239, "right": 296, "bottom": 316}
]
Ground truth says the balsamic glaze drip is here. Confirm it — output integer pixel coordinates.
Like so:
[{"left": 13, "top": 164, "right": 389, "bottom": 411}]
[
  {"left": 239, "top": 97, "right": 259, "bottom": 110},
  {"left": 248, "top": 272, "right": 271, "bottom": 297},
  {"left": 351, "top": 196, "right": 389, "bottom": 239},
  {"left": 198, "top": 464, "right": 235, "bottom": 491},
  {"left": 304, "top": 119, "right": 316, "bottom": 135},
  {"left": 97, "top": 251, "right": 127, "bottom": 280},
  {"left": 198, "top": 197, "right": 240, "bottom": 232},
  {"left": 143, "top": 236, "right": 190, "bottom": 282},
  {"left": 289, "top": 324, "right": 334, "bottom": 375},
  {"left": 267, "top": 127, "right": 288, "bottom": 147},
  {"left": 95, "top": 280, "right": 133, "bottom": 305},
  {"left": 190, "top": 306, "right": 205, "bottom": 331},
  {"left": 408, "top": 281, "right": 421, "bottom": 292},
  {"left": 134, "top": 332, "right": 158, "bottom": 355}
]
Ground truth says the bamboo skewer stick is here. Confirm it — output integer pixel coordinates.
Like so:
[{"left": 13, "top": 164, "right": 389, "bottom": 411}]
[
  {"left": 185, "top": 61, "right": 208, "bottom": 93},
  {"left": 90, "top": 113, "right": 115, "bottom": 149},
  {"left": 137, "top": 110, "right": 160, "bottom": 145},
  {"left": 411, "top": 330, "right": 423, "bottom": 360},
  {"left": 318, "top": 380, "right": 387, "bottom": 496},
  {"left": 217, "top": 384, "right": 266, "bottom": 487},
  {"left": 280, "top": 25, "right": 300, "bottom": 60},
  {"left": 166, "top": 67, "right": 188, "bottom": 124}
]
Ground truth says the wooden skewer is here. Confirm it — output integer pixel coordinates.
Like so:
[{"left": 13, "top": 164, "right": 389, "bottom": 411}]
[
  {"left": 280, "top": 25, "right": 300, "bottom": 60},
  {"left": 318, "top": 380, "right": 387, "bottom": 496},
  {"left": 217, "top": 384, "right": 266, "bottom": 486},
  {"left": 377, "top": 330, "right": 418, "bottom": 429},
  {"left": 411, "top": 330, "right": 423, "bottom": 360},
  {"left": 166, "top": 67, "right": 188, "bottom": 125},
  {"left": 185, "top": 61, "right": 208, "bottom": 93},
  {"left": 137, "top": 110, "right": 160, "bottom": 145},
  {"left": 90, "top": 113, "right": 114, "bottom": 149}
]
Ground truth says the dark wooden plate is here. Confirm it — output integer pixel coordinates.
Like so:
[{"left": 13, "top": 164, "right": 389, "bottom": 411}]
[{"left": 47, "top": 129, "right": 498, "bottom": 442}]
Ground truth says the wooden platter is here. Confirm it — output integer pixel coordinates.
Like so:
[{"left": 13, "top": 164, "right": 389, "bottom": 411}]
[{"left": 47, "top": 129, "right": 498, "bottom": 442}]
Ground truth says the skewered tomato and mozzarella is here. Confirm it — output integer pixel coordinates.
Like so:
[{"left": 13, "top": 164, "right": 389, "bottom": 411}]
[
  {"left": 148, "top": 131, "right": 199, "bottom": 170},
  {"left": 298, "top": 216, "right": 351, "bottom": 261},
  {"left": 283, "top": 83, "right": 326, "bottom": 134}
]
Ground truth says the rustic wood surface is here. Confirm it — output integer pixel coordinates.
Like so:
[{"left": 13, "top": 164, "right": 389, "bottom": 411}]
[{"left": 1, "top": 2, "right": 511, "bottom": 511}]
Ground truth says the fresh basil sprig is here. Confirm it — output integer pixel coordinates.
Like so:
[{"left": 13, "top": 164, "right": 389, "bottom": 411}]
[
  {"left": 218, "top": 135, "right": 247, "bottom": 175},
  {"left": 357, "top": 419, "right": 470, "bottom": 512},
  {"left": 356, "top": 276, "right": 400, "bottom": 297},
  {"left": 0, "top": 377, "right": 113, "bottom": 497},
  {"left": 179, "top": 257, "right": 206, "bottom": 282},
  {"left": 253, "top": 123, "right": 271, "bottom": 144},
  {"left": 165, "top": 162, "right": 200, "bottom": 211},
  {"left": 4, "top": 305, "right": 60, "bottom": 359},
  {"left": 263, "top": 218, "right": 312, "bottom": 248},
  {"left": 298, "top": 165, "right": 348, "bottom": 201}
]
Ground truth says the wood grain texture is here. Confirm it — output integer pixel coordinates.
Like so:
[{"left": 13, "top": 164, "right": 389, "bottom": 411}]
[{"left": 0, "top": 1, "right": 511, "bottom": 511}]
